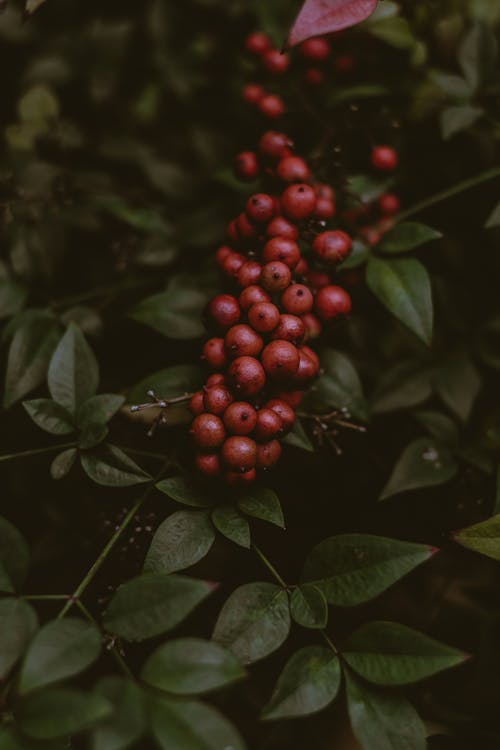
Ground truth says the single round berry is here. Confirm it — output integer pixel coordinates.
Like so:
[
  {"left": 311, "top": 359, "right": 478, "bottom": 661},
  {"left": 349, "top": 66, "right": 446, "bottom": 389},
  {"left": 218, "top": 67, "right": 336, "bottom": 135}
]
[
  {"left": 305, "top": 68, "right": 324, "bottom": 86},
  {"left": 315, "top": 183, "right": 335, "bottom": 201},
  {"left": 225, "top": 468, "right": 256, "bottom": 487},
  {"left": 237, "top": 261, "right": 262, "bottom": 288},
  {"left": 239, "top": 285, "right": 270, "bottom": 311},
  {"left": 258, "top": 94, "right": 285, "bottom": 119},
  {"left": 242, "top": 84, "right": 265, "bottom": 105},
  {"left": 236, "top": 212, "right": 259, "bottom": 242},
  {"left": 222, "top": 436, "right": 257, "bottom": 471},
  {"left": 314, "top": 197, "right": 335, "bottom": 219},
  {"left": 215, "top": 245, "right": 232, "bottom": 268},
  {"left": 371, "top": 145, "right": 398, "bottom": 172},
  {"left": 271, "top": 314, "right": 305, "bottom": 344},
  {"left": 306, "top": 270, "right": 330, "bottom": 290},
  {"left": 202, "top": 338, "right": 226, "bottom": 370},
  {"left": 225, "top": 324, "right": 264, "bottom": 359},
  {"left": 223, "top": 401, "right": 258, "bottom": 435},
  {"left": 245, "top": 32, "right": 271, "bottom": 56},
  {"left": 256, "top": 440, "right": 282, "bottom": 469},
  {"left": 271, "top": 389, "right": 303, "bottom": 408},
  {"left": 258, "top": 131, "right": 291, "bottom": 161},
  {"left": 302, "top": 312, "right": 322, "bottom": 340},
  {"left": 265, "top": 398, "right": 295, "bottom": 434},
  {"left": 227, "top": 356, "right": 266, "bottom": 397},
  {"left": 294, "top": 347, "right": 320, "bottom": 384},
  {"left": 281, "top": 284, "right": 314, "bottom": 315},
  {"left": 262, "top": 49, "right": 290, "bottom": 75},
  {"left": 261, "top": 261, "right": 292, "bottom": 292},
  {"left": 312, "top": 230, "right": 352, "bottom": 264},
  {"left": 222, "top": 252, "right": 245, "bottom": 279},
  {"left": 334, "top": 54, "right": 356, "bottom": 73},
  {"left": 315, "top": 285, "right": 352, "bottom": 320},
  {"left": 245, "top": 193, "right": 276, "bottom": 224},
  {"left": 195, "top": 452, "right": 221, "bottom": 478},
  {"left": 265, "top": 215, "right": 299, "bottom": 240},
  {"left": 281, "top": 183, "right": 317, "bottom": 220},
  {"left": 191, "top": 413, "right": 225, "bottom": 450},
  {"left": 262, "top": 237, "right": 301, "bottom": 269},
  {"left": 207, "top": 294, "right": 240, "bottom": 330},
  {"left": 301, "top": 344, "right": 320, "bottom": 369},
  {"left": 300, "top": 37, "right": 331, "bottom": 61},
  {"left": 253, "top": 408, "right": 282, "bottom": 442},
  {"left": 261, "top": 340, "right": 300, "bottom": 380},
  {"left": 206, "top": 373, "right": 226, "bottom": 388},
  {"left": 276, "top": 156, "right": 311, "bottom": 183},
  {"left": 203, "top": 385, "right": 233, "bottom": 416},
  {"left": 378, "top": 193, "right": 400, "bottom": 216},
  {"left": 189, "top": 391, "right": 205, "bottom": 416},
  {"left": 247, "top": 301, "right": 281, "bottom": 333},
  {"left": 234, "top": 151, "right": 259, "bottom": 182}
]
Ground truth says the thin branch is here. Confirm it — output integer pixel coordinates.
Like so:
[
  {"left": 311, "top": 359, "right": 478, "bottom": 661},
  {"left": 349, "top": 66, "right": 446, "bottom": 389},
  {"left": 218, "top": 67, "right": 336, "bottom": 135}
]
[{"left": 0, "top": 443, "right": 76, "bottom": 463}]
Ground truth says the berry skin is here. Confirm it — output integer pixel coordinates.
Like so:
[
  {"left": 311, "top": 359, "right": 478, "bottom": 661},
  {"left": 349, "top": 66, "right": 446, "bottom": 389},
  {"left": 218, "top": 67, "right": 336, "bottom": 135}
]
[
  {"left": 315, "top": 183, "right": 335, "bottom": 201},
  {"left": 276, "top": 156, "right": 311, "bottom": 183},
  {"left": 294, "top": 257, "right": 309, "bottom": 277},
  {"left": 265, "top": 216, "right": 299, "bottom": 241},
  {"left": 222, "top": 436, "right": 257, "bottom": 471},
  {"left": 261, "top": 340, "right": 300, "bottom": 380},
  {"left": 247, "top": 301, "right": 281, "bottom": 333},
  {"left": 334, "top": 54, "right": 356, "bottom": 73},
  {"left": 222, "top": 252, "right": 245, "bottom": 279},
  {"left": 195, "top": 452, "right": 221, "bottom": 478},
  {"left": 258, "top": 131, "right": 291, "bottom": 161},
  {"left": 262, "top": 49, "right": 290, "bottom": 75},
  {"left": 234, "top": 151, "right": 259, "bottom": 182},
  {"left": 202, "top": 338, "right": 226, "bottom": 370},
  {"left": 258, "top": 94, "right": 285, "bottom": 119},
  {"left": 207, "top": 294, "right": 240, "bottom": 330},
  {"left": 223, "top": 401, "right": 258, "bottom": 435},
  {"left": 312, "top": 230, "right": 352, "bottom": 264},
  {"left": 189, "top": 391, "right": 205, "bottom": 416},
  {"left": 226, "top": 220, "right": 239, "bottom": 244},
  {"left": 300, "top": 37, "right": 331, "bottom": 61},
  {"left": 191, "top": 413, "right": 226, "bottom": 450},
  {"left": 225, "top": 468, "right": 256, "bottom": 487},
  {"left": 253, "top": 408, "right": 282, "bottom": 442},
  {"left": 236, "top": 212, "right": 260, "bottom": 242},
  {"left": 237, "top": 261, "right": 262, "bottom": 288},
  {"left": 305, "top": 68, "right": 324, "bottom": 86},
  {"left": 378, "top": 193, "right": 400, "bottom": 215},
  {"left": 281, "top": 284, "right": 314, "bottom": 315},
  {"left": 295, "top": 346, "right": 320, "bottom": 385},
  {"left": 265, "top": 398, "right": 295, "bottom": 433},
  {"left": 371, "top": 145, "right": 398, "bottom": 172},
  {"left": 256, "top": 440, "right": 282, "bottom": 469},
  {"left": 245, "top": 193, "right": 276, "bottom": 224},
  {"left": 242, "top": 84, "right": 265, "bottom": 105},
  {"left": 225, "top": 324, "right": 264, "bottom": 359},
  {"left": 203, "top": 385, "right": 234, "bottom": 415},
  {"left": 239, "top": 285, "right": 270, "bottom": 311},
  {"left": 301, "top": 344, "right": 320, "bottom": 370},
  {"left": 245, "top": 32, "right": 271, "bottom": 56},
  {"left": 261, "top": 261, "right": 292, "bottom": 292},
  {"left": 215, "top": 245, "right": 232, "bottom": 268},
  {"left": 314, "top": 197, "right": 335, "bottom": 219},
  {"left": 262, "top": 237, "right": 300, "bottom": 269},
  {"left": 306, "top": 270, "right": 330, "bottom": 290},
  {"left": 271, "top": 314, "right": 305, "bottom": 344},
  {"left": 228, "top": 356, "right": 266, "bottom": 397},
  {"left": 206, "top": 373, "right": 226, "bottom": 387},
  {"left": 315, "top": 285, "right": 352, "bottom": 320},
  {"left": 302, "top": 312, "right": 322, "bottom": 340},
  {"left": 281, "top": 183, "right": 317, "bottom": 220},
  {"left": 271, "top": 389, "right": 303, "bottom": 408}
]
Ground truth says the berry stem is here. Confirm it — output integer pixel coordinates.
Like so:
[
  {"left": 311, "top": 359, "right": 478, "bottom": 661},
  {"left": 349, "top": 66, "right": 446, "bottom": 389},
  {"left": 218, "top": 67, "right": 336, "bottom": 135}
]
[
  {"left": 0, "top": 442, "right": 77, "bottom": 463},
  {"left": 252, "top": 544, "right": 288, "bottom": 589}
]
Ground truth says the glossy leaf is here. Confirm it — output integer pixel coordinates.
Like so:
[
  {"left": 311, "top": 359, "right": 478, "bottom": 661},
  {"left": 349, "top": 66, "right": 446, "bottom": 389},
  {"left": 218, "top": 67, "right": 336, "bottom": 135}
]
[
  {"left": 92, "top": 677, "right": 146, "bottom": 750},
  {"left": 237, "top": 488, "right": 285, "bottom": 529},
  {"left": 16, "top": 688, "right": 112, "bottom": 741},
  {"left": 414, "top": 410, "right": 459, "bottom": 446},
  {"left": 127, "top": 364, "right": 202, "bottom": 405},
  {"left": 380, "top": 438, "right": 458, "bottom": 500},
  {"left": 0, "top": 516, "right": 30, "bottom": 593},
  {"left": 143, "top": 510, "right": 215, "bottom": 574},
  {"left": 453, "top": 513, "right": 500, "bottom": 561},
  {"left": 0, "top": 279, "right": 27, "bottom": 319},
  {"left": 378, "top": 222, "right": 442, "bottom": 254},
  {"left": 156, "top": 476, "right": 214, "bottom": 508},
  {"left": 50, "top": 449, "right": 77, "bottom": 480},
  {"left": 48, "top": 323, "right": 99, "bottom": 414},
  {"left": 282, "top": 420, "right": 314, "bottom": 452},
  {"left": 441, "top": 105, "right": 484, "bottom": 139},
  {"left": 287, "top": 0, "right": 378, "bottom": 47},
  {"left": 370, "top": 360, "right": 433, "bottom": 414},
  {"left": 23, "top": 399, "right": 74, "bottom": 436},
  {"left": 314, "top": 349, "right": 368, "bottom": 421},
  {"left": 0, "top": 599, "right": 38, "bottom": 679},
  {"left": 459, "top": 22, "right": 498, "bottom": 91},
  {"left": 77, "top": 394, "right": 125, "bottom": 428},
  {"left": 81, "top": 444, "right": 151, "bottom": 487},
  {"left": 290, "top": 585, "right": 328, "bottom": 630},
  {"left": 212, "top": 506, "right": 251, "bottom": 549},
  {"left": 433, "top": 350, "right": 481, "bottom": 423}
]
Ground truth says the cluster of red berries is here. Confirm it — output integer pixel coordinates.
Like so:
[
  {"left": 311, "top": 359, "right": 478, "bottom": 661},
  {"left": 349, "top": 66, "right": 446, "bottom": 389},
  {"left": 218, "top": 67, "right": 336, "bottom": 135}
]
[{"left": 189, "top": 128, "right": 353, "bottom": 486}]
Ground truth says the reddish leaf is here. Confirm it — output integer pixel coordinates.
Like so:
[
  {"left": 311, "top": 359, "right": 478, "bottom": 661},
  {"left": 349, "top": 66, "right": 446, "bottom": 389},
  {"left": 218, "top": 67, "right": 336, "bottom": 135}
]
[{"left": 287, "top": 0, "right": 378, "bottom": 47}]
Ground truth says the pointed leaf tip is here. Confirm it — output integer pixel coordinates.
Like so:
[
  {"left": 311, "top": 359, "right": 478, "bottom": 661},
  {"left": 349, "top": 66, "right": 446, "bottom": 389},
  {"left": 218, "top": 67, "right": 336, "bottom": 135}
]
[{"left": 287, "top": 0, "right": 379, "bottom": 48}]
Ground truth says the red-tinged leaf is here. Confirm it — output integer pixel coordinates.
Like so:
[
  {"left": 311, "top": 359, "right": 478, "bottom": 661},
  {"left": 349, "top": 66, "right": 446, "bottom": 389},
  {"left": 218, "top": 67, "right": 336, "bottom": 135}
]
[{"left": 287, "top": 0, "right": 378, "bottom": 47}]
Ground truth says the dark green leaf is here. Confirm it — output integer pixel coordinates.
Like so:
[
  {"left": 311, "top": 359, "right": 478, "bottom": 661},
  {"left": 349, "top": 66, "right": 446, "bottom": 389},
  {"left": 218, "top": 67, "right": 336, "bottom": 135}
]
[
  {"left": 459, "top": 22, "right": 498, "bottom": 91},
  {"left": 212, "top": 506, "right": 251, "bottom": 549},
  {"left": 314, "top": 349, "right": 368, "bottom": 421},
  {"left": 81, "top": 444, "right": 151, "bottom": 487},
  {"left": 433, "top": 350, "right": 481, "bottom": 423},
  {"left": 0, "top": 516, "right": 30, "bottom": 593},
  {"left": 453, "top": 513, "right": 500, "bottom": 561},
  {"left": 485, "top": 201, "right": 500, "bottom": 228},
  {"left": 441, "top": 105, "right": 484, "bottom": 139},
  {"left": 0, "top": 279, "right": 27, "bottom": 319},
  {"left": 156, "top": 476, "right": 214, "bottom": 508},
  {"left": 369, "top": 16, "right": 415, "bottom": 48},
  {"left": 370, "top": 360, "right": 433, "bottom": 414},
  {"left": 0, "top": 599, "right": 38, "bottom": 679},
  {"left": 290, "top": 585, "right": 328, "bottom": 630},
  {"left": 282, "top": 420, "right": 314, "bottom": 452},
  {"left": 338, "top": 238, "right": 369, "bottom": 270},
  {"left": 378, "top": 222, "right": 442, "bottom": 254},
  {"left": 128, "top": 365, "right": 202, "bottom": 404},
  {"left": 78, "top": 422, "right": 109, "bottom": 450},
  {"left": 0, "top": 727, "right": 67, "bottom": 750},
  {"left": 380, "top": 438, "right": 458, "bottom": 500},
  {"left": 77, "top": 394, "right": 125, "bottom": 428},
  {"left": 237, "top": 488, "right": 285, "bottom": 529},
  {"left": 16, "top": 688, "right": 112, "bottom": 740},
  {"left": 23, "top": 399, "right": 74, "bottom": 436},
  {"left": 144, "top": 511, "right": 215, "bottom": 574},
  {"left": 414, "top": 410, "right": 459, "bottom": 446},
  {"left": 50, "top": 449, "right": 77, "bottom": 480},
  {"left": 92, "top": 677, "right": 146, "bottom": 750},
  {"left": 48, "top": 323, "right": 99, "bottom": 414},
  {"left": 346, "top": 175, "right": 392, "bottom": 205}
]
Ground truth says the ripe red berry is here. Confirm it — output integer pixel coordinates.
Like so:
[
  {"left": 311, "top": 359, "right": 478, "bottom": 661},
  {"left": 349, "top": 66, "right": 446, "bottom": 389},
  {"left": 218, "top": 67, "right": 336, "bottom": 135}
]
[
  {"left": 207, "top": 294, "right": 240, "bottom": 330},
  {"left": 245, "top": 193, "right": 276, "bottom": 224},
  {"left": 223, "top": 401, "right": 258, "bottom": 435},
  {"left": 281, "top": 284, "right": 314, "bottom": 315},
  {"left": 265, "top": 216, "right": 299, "bottom": 241},
  {"left": 262, "top": 49, "right": 290, "bottom": 75},
  {"left": 312, "top": 230, "right": 352, "bottom": 264},
  {"left": 271, "top": 389, "right": 303, "bottom": 408},
  {"left": 258, "top": 131, "right": 291, "bottom": 161},
  {"left": 281, "top": 183, "right": 317, "bottom": 220},
  {"left": 225, "top": 468, "right": 256, "bottom": 487},
  {"left": 261, "top": 340, "right": 300, "bottom": 380},
  {"left": 222, "top": 436, "right": 257, "bottom": 471},
  {"left": 276, "top": 156, "right": 311, "bottom": 183},
  {"left": 261, "top": 261, "right": 292, "bottom": 292},
  {"left": 306, "top": 270, "right": 330, "bottom": 290},
  {"left": 236, "top": 212, "right": 260, "bottom": 242},
  {"left": 237, "top": 261, "right": 262, "bottom": 288},
  {"left": 302, "top": 312, "right": 322, "bottom": 340},
  {"left": 315, "top": 183, "right": 334, "bottom": 201},
  {"left": 191, "top": 413, "right": 226, "bottom": 450},
  {"left": 242, "top": 84, "right": 265, "bottom": 105},
  {"left": 228, "top": 356, "right": 266, "bottom": 397},
  {"left": 222, "top": 252, "right": 245, "bottom": 279},
  {"left": 206, "top": 373, "right": 226, "bottom": 387},
  {"left": 258, "top": 94, "right": 285, "bottom": 119},
  {"left": 294, "top": 257, "right": 309, "bottom": 277},
  {"left": 239, "top": 285, "right": 270, "bottom": 311},
  {"left": 253, "top": 407, "right": 282, "bottom": 442},
  {"left": 245, "top": 32, "right": 271, "bottom": 56},
  {"left": 247, "top": 301, "right": 280, "bottom": 333},
  {"left": 378, "top": 193, "right": 400, "bottom": 216},
  {"left": 256, "top": 440, "right": 282, "bottom": 469},
  {"left": 305, "top": 68, "right": 324, "bottom": 86},
  {"left": 215, "top": 245, "right": 232, "bottom": 268},
  {"left": 195, "top": 452, "right": 221, "bottom": 478},
  {"left": 234, "top": 151, "right": 259, "bottom": 182},
  {"left": 295, "top": 348, "right": 319, "bottom": 384},
  {"left": 271, "top": 314, "right": 305, "bottom": 344},
  {"left": 265, "top": 398, "right": 295, "bottom": 434},
  {"left": 334, "top": 54, "right": 356, "bottom": 73},
  {"left": 262, "top": 236, "right": 300, "bottom": 269},
  {"left": 203, "top": 385, "right": 234, "bottom": 415},
  {"left": 225, "top": 324, "right": 264, "bottom": 359},
  {"left": 226, "top": 220, "right": 239, "bottom": 244},
  {"left": 202, "top": 338, "right": 226, "bottom": 370},
  {"left": 314, "top": 197, "right": 335, "bottom": 219},
  {"left": 301, "top": 344, "right": 320, "bottom": 369},
  {"left": 300, "top": 37, "right": 331, "bottom": 61},
  {"left": 189, "top": 391, "right": 205, "bottom": 416},
  {"left": 371, "top": 145, "right": 398, "bottom": 172},
  {"left": 315, "top": 285, "right": 352, "bottom": 320}
]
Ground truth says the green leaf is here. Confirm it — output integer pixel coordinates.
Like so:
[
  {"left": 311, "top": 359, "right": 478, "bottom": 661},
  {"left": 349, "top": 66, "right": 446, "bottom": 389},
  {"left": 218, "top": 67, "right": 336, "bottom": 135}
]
[
  {"left": 237, "top": 488, "right": 285, "bottom": 529},
  {"left": 430, "top": 71, "right": 473, "bottom": 99},
  {"left": 380, "top": 438, "right": 458, "bottom": 500},
  {"left": 144, "top": 511, "right": 215, "bottom": 574},
  {"left": 19, "top": 618, "right": 101, "bottom": 694},
  {"left": 0, "top": 279, "right": 27, "bottom": 320},
  {"left": 23, "top": 400, "right": 74, "bottom": 436},
  {"left": 78, "top": 422, "right": 109, "bottom": 450},
  {"left": 149, "top": 694, "right": 246, "bottom": 750},
  {"left": 0, "top": 727, "right": 67, "bottom": 750},
  {"left": 212, "top": 506, "right": 251, "bottom": 549},
  {"left": 338, "top": 238, "right": 369, "bottom": 270},
  {"left": 282, "top": 420, "right": 314, "bottom": 452},
  {"left": 16, "top": 688, "right": 112, "bottom": 741},
  {"left": 92, "top": 677, "right": 146, "bottom": 750},
  {"left": 25, "top": 0, "right": 48, "bottom": 16},
  {"left": 369, "top": 16, "right": 415, "bottom": 49},
  {"left": 18, "top": 85, "right": 59, "bottom": 125},
  {"left": 0, "top": 516, "right": 30, "bottom": 593},
  {"left": 378, "top": 222, "right": 442, "bottom": 254},
  {"left": 290, "top": 585, "right": 328, "bottom": 630},
  {"left": 77, "top": 394, "right": 125, "bottom": 428},
  {"left": 142, "top": 638, "right": 245, "bottom": 695},
  {"left": 453, "top": 513, "right": 500, "bottom": 561},
  {"left": 346, "top": 174, "right": 392, "bottom": 205},
  {"left": 156, "top": 476, "right": 214, "bottom": 508},
  {"left": 50, "top": 449, "right": 77, "bottom": 480},
  {"left": 103, "top": 573, "right": 213, "bottom": 642},
  {"left": 485, "top": 201, "right": 500, "bottom": 228},
  {"left": 366, "top": 257, "right": 433, "bottom": 345},
  {"left": 458, "top": 22, "right": 498, "bottom": 91},
  {"left": 414, "top": 410, "right": 459, "bottom": 446},
  {"left": 441, "top": 105, "right": 484, "bottom": 139},
  {"left": 370, "top": 360, "right": 433, "bottom": 414},
  {"left": 262, "top": 646, "right": 341, "bottom": 720},
  {"left": 81, "top": 444, "right": 151, "bottom": 487},
  {"left": 0, "top": 599, "right": 38, "bottom": 679},
  {"left": 343, "top": 621, "right": 469, "bottom": 685},
  {"left": 314, "top": 349, "right": 368, "bottom": 421},
  {"left": 127, "top": 365, "right": 202, "bottom": 404},
  {"left": 213, "top": 582, "right": 290, "bottom": 664},
  {"left": 433, "top": 350, "right": 481, "bottom": 423},
  {"left": 48, "top": 324, "right": 99, "bottom": 414},
  {"left": 301, "top": 534, "right": 435, "bottom": 606},
  {"left": 345, "top": 671, "right": 426, "bottom": 750}
]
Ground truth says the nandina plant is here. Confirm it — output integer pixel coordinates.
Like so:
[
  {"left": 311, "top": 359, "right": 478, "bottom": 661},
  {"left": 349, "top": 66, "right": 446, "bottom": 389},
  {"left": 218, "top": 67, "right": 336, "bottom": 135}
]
[{"left": 1, "top": 1, "right": 500, "bottom": 748}]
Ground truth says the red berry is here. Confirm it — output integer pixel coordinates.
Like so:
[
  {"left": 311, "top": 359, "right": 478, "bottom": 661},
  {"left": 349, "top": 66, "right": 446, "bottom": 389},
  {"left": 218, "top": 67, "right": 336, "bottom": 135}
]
[
  {"left": 215, "top": 245, "right": 232, "bottom": 268},
  {"left": 195, "top": 452, "right": 221, "bottom": 478},
  {"left": 236, "top": 212, "right": 260, "bottom": 242},
  {"left": 256, "top": 440, "right": 282, "bottom": 469},
  {"left": 262, "top": 236, "right": 300, "bottom": 269},
  {"left": 262, "top": 49, "right": 290, "bottom": 75},
  {"left": 295, "top": 348, "right": 319, "bottom": 384},
  {"left": 258, "top": 131, "right": 292, "bottom": 161},
  {"left": 294, "top": 257, "right": 309, "bottom": 277},
  {"left": 265, "top": 216, "right": 299, "bottom": 241},
  {"left": 360, "top": 226, "right": 382, "bottom": 246},
  {"left": 334, "top": 54, "right": 356, "bottom": 73},
  {"left": 245, "top": 32, "right": 271, "bottom": 56},
  {"left": 276, "top": 156, "right": 311, "bottom": 183},
  {"left": 281, "top": 183, "right": 317, "bottom": 220},
  {"left": 242, "top": 84, "right": 265, "bottom": 105},
  {"left": 207, "top": 294, "right": 240, "bottom": 330},
  {"left": 239, "top": 285, "right": 270, "bottom": 311},
  {"left": 271, "top": 314, "right": 305, "bottom": 344},
  {"left": 202, "top": 338, "right": 226, "bottom": 369},
  {"left": 265, "top": 398, "right": 295, "bottom": 434},
  {"left": 191, "top": 413, "right": 226, "bottom": 450},
  {"left": 247, "top": 301, "right": 280, "bottom": 333},
  {"left": 315, "top": 285, "right": 352, "bottom": 320},
  {"left": 203, "top": 385, "right": 234, "bottom": 415},
  {"left": 261, "top": 261, "right": 292, "bottom": 292},
  {"left": 271, "top": 389, "right": 303, "bottom": 408},
  {"left": 302, "top": 312, "right": 322, "bottom": 339},
  {"left": 315, "top": 183, "right": 335, "bottom": 201},
  {"left": 225, "top": 468, "right": 256, "bottom": 487},
  {"left": 222, "top": 436, "right": 257, "bottom": 471},
  {"left": 261, "top": 340, "right": 300, "bottom": 380},
  {"left": 228, "top": 356, "right": 266, "bottom": 397},
  {"left": 245, "top": 193, "right": 276, "bottom": 224},
  {"left": 258, "top": 94, "right": 285, "bottom": 119},
  {"left": 225, "top": 324, "right": 264, "bottom": 359},
  {"left": 206, "top": 373, "right": 226, "bottom": 387},
  {"left": 253, "top": 407, "right": 283, "bottom": 442},
  {"left": 226, "top": 220, "right": 239, "bottom": 244},
  {"left": 281, "top": 284, "right": 314, "bottom": 315},
  {"left": 305, "top": 68, "right": 324, "bottom": 86},
  {"left": 378, "top": 193, "right": 400, "bottom": 216},
  {"left": 222, "top": 252, "right": 245, "bottom": 279},
  {"left": 306, "top": 271, "right": 330, "bottom": 290},
  {"left": 301, "top": 344, "right": 320, "bottom": 369},
  {"left": 223, "top": 402, "right": 258, "bottom": 435},
  {"left": 314, "top": 197, "right": 335, "bottom": 219},
  {"left": 234, "top": 151, "right": 259, "bottom": 182},
  {"left": 237, "top": 261, "right": 262, "bottom": 288},
  {"left": 371, "top": 145, "right": 398, "bottom": 172},
  {"left": 300, "top": 37, "right": 331, "bottom": 61},
  {"left": 189, "top": 391, "right": 205, "bottom": 416},
  {"left": 312, "top": 230, "right": 352, "bottom": 264}
]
